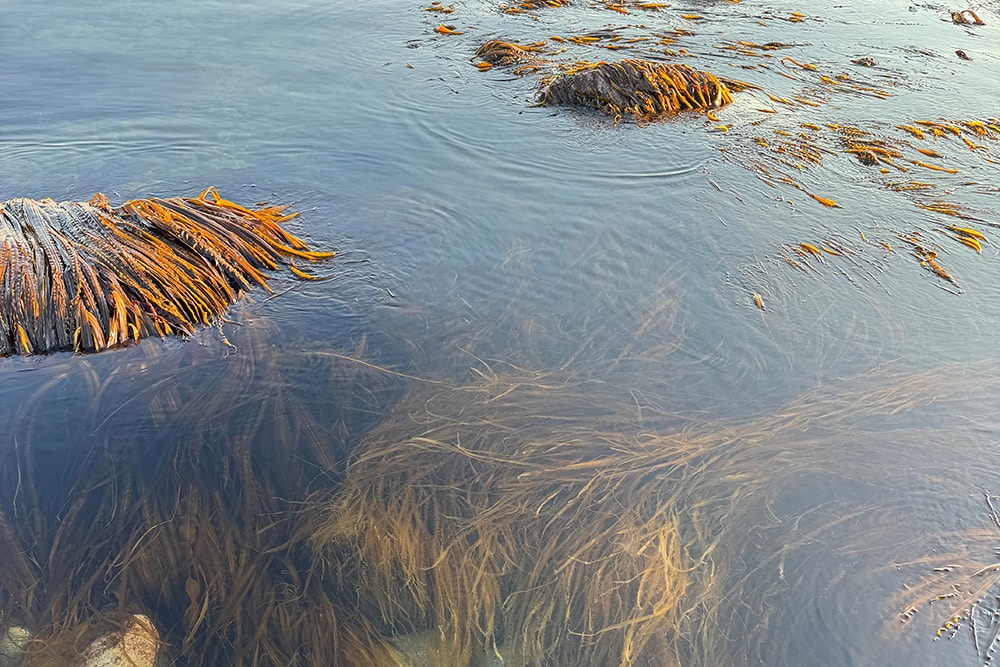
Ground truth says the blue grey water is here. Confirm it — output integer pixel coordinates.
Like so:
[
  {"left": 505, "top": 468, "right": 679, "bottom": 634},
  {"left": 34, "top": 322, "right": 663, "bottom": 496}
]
[{"left": 2, "top": 0, "right": 1000, "bottom": 664}]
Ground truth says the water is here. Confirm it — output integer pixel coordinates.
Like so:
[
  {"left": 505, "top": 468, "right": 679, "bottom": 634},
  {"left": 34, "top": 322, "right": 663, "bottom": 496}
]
[{"left": 2, "top": 0, "right": 1000, "bottom": 664}]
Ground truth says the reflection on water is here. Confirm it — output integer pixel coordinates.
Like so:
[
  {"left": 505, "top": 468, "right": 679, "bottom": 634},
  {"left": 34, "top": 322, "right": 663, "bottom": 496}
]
[{"left": 2, "top": 0, "right": 1000, "bottom": 664}]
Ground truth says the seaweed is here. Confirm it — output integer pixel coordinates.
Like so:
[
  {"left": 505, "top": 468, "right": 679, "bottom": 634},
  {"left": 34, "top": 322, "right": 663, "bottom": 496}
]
[
  {"left": 0, "top": 188, "right": 333, "bottom": 356},
  {"left": 0, "top": 321, "right": 399, "bottom": 666},
  {"left": 539, "top": 60, "right": 733, "bottom": 119}
]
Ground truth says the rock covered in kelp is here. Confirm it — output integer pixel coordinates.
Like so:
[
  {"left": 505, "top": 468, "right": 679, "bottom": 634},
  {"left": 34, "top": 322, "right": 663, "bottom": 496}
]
[
  {"left": 78, "top": 615, "right": 161, "bottom": 667},
  {"left": 0, "top": 188, "right": 332, "bottom": 357},
  {"left": 475, "top": 40, "right": 545, "bottom": 67},
  {"left": 539, "top": 60, "right": 733, "bottom": 118}
]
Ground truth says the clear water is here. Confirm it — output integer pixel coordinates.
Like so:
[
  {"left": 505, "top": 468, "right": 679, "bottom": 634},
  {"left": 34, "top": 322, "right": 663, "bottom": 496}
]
[{"left": 2, "top": 0, "right": 1000, "bottom": 664}]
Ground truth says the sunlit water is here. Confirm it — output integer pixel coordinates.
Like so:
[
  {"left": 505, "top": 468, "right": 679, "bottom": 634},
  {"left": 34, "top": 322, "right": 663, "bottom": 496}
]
[{"left": 2, "top": 0, "right": 1000, "bottom": 664}]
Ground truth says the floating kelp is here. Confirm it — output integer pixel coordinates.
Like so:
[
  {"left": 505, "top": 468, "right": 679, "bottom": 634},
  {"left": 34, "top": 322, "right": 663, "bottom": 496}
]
[
  {"left": 0, "top": 187, "right": 332, "bottom": 356},
  {"left": 475, "top": 39, "right": 546, "bottom": 68},
  {"left": 714, "top": 116, "right": 1000, "bottom": 290},
  {"left": 893, "top": 491, "right": 1000, "bottom": 662},
  {"left": 500, "top": 0, "right": 568, "bottom": 14},
  {"left": 539, "top": 60, "right": 733, "bottom": 118},
  {"left": 428, "top": 0, "right": 1000, "bottom": 299},
  {"left": 951, "top": 9, "right": 985, "bottom": 25}
]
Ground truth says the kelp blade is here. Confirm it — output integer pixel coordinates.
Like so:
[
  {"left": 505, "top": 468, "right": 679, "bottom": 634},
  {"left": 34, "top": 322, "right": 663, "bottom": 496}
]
[{"left": 0, "top": 188, "right": 332, "bottom": 356}]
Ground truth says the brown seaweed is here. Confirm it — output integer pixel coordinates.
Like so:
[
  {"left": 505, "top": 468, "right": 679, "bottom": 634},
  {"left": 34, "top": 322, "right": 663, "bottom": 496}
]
[
  {"left": 308, "top": 360, "right": 989, "bottom": 666},
  {"left": 475, "top": 40, "right": 546, "bottom": 67},
  {"left": 0, "top": 187, "right": 333, "bottom": 357},
  {"left": 0, "top": 321, "right": 399, "bottom": 666},
  {"left": 539, "top": 60, "right": 733, "bottom": 118},
  {"left": 1, "top": 297, "right": 994, "bottom": 665}
]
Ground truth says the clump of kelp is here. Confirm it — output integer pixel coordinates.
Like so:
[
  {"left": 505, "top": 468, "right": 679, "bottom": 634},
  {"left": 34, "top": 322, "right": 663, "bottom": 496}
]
[
  {"left": 474, "top": 42, "right": 743, "bottom": 119},
  {"left": 475, "top": 40, "right": 545, "bottom": 69},
  {"left": 0, "top": 187, "right": 332, "bottom": 356},
  {"left": 539, "top": 60, "right": 734, "bottom": 118}
]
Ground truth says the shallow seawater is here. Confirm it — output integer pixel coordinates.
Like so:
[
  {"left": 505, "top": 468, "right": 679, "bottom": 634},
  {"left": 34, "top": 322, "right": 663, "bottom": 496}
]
[{"left": 2, "top": 0, "right": 1000, "bottom": 664}]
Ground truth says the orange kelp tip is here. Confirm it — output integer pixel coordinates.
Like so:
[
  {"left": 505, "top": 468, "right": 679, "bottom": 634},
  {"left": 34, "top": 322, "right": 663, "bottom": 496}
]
[{"left": 0, "top": 188, "right": 333, "bottom": 356}]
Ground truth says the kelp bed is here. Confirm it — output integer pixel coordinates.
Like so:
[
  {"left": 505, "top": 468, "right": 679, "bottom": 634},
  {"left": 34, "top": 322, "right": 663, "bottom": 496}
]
[
  {"left": 0, "top": 2, "right": 997, "bottom": 665},
  {"left": 0, "top": 187, "right": 332, "bottom": 356},
  {"left": 1, "top": 307, "right": 995, "bottom": 665},
  {"left": 426, "top": 0, "right": 1000, "bottom": 297}
]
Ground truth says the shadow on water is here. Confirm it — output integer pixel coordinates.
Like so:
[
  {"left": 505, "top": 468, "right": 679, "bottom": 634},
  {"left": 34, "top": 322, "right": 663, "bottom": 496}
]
[{"left": 0, "top": 294, "right": 997, "bottom": 665}]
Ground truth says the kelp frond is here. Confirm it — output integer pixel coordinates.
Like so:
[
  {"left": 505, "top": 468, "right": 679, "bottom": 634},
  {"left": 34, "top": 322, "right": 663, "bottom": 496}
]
[
  {"left": 0, "top": 187, "right": 333, "bottom": 356},
  {"left": 540, "top": 60, "right": 733, "bottom": 118}
]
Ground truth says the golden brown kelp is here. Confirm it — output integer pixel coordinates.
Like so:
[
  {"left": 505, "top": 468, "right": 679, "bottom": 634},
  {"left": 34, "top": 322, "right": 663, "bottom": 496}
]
[
  {"left": 309, "top": 361, "right": 998, "bottom": 667},
  {"left": 475, "top": 40, "right": 546, "bottom": 68},
  {"left": 0, "top": 187, "right": 333, "bottom": 356},
  {"left": 500, "top": 0, "right": 569, "bottom": 14},
  {"left": 311, "top": 375, "right": 691, "bottom": 666},
  {"left": 0, "top": 321, "right": 399, "bottom": 666},
  {"left": 539, "top": 60, "right": 733, "bottom": 118},
  {"left": 889, "top": 490, "right": 1000, "bottom": 662}
]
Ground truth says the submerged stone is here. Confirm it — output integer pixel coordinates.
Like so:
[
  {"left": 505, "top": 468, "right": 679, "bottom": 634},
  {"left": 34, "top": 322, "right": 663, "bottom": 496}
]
[
  {"left": 78, "top": 615, "right": 160, "bottom": 667},
  {"left": 0, "top": 626, "right": 29, "bottom": 667}
]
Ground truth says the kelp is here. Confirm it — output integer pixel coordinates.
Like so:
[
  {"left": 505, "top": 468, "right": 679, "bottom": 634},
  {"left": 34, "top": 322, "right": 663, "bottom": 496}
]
[
  {"left": 891, "top": 491, "right": 1000, "bottom": 663},
  {"left": 475, "top": 40, "right": 546, "bottom": 68},
  {"left": 539, "top": 60, "right": 733, "bottom": 118},
  {"left": 2, "top": 295, "right": 996, "bottom": 665},
  {"left": 0, "top": 187, "right": 332, "bottom": 357},
  {"left": 454, "top": 0, "right": 1000, "bottom": 298},
  {"left": 308, "top": 359, "right": 992, "bottom": 666},
  {"left": 0, "top": 320, "right": 400, "bottom": 666}
]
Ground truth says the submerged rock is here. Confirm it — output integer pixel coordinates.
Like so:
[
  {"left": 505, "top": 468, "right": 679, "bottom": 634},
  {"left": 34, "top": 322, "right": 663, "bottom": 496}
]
[
  {"left": 78, "top": 615, "right": 160, "bottom": 667},
  {"left": 539, "top": 59, "right": 733, "bottom": 118},
  {"left": 0, "top": 626, "right": 29, "bottom": 666}
]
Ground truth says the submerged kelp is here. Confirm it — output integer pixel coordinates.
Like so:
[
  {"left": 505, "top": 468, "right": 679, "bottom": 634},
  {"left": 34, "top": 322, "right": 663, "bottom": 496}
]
[
  {"left": 0, "top": 299, "right": 996, "bottom": 665},
  {"left": 309, "top": 360, "right": 997, "bottom": 666},
  {"left": 0, "top": 187, "right": 332, "bottom": 356},
  {"left": 475, "top": 40, "right": 546, "bottom": 69},
  {"left": 0, "top": 319, "right": 400, "bottom": 666},
  {"left": 539, "top": 60, "right": 734, "bottom": 118},
  {"left": 889, "top": 490, "right": 1000, "bottom": 663}
]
